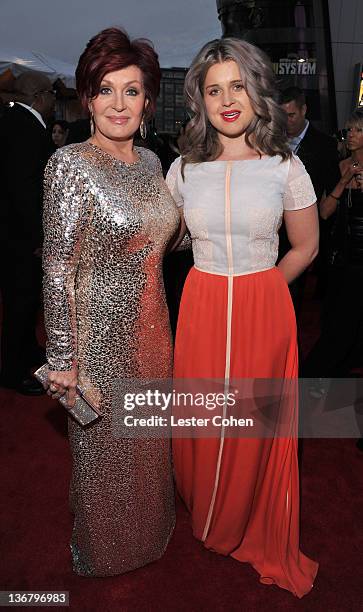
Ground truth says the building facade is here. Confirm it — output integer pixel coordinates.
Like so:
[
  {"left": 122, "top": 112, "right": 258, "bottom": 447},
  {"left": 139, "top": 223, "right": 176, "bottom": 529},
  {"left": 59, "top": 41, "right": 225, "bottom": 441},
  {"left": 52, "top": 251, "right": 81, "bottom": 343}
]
[
  {"left": 328, "top": 0, "right": 363, "bottom": 127},
  {"left": 154, "top": 68, "right": 187, "bottom": 134}
]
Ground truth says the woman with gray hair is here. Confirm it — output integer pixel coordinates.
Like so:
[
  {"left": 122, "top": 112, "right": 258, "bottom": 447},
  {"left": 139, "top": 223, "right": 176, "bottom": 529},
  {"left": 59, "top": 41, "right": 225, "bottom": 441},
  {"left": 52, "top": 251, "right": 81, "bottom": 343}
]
[{"left": 167, "top": 38, "right": 319, "bottom": 597}]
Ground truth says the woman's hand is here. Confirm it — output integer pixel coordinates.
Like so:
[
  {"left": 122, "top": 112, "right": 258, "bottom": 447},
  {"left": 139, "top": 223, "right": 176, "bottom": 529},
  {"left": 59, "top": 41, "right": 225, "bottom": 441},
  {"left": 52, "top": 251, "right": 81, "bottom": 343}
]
[
  {"left": 45, "top": 366, "right": 78, "bottom": 408},
  {"left": 320, "top": 159, "right": 363, "bottom": 219},
  {"left": 339, "top": 161, "right": 363, "bottom": 188},
  {"left": 278, "top": 204, "right": 319, "bottom": 284}
]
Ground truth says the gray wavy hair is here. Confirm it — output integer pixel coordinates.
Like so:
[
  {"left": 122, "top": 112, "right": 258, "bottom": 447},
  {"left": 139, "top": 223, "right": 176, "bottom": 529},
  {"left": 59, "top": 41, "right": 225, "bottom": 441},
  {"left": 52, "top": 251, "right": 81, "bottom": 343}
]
[{"left": 179, "top": 38, "right": 291, "bottom": 172}]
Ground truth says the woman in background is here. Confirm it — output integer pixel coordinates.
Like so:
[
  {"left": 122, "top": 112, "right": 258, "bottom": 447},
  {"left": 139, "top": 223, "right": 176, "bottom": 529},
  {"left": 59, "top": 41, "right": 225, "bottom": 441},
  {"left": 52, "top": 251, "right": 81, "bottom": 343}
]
[
  {"left": 167, "top": 38, "right": 319, "bottom": 597},
  {"left": 304, "top": 110, "right": 363, "bottom": 379},
  {"left": 42, "top": 27, "right": 178, "bottom": 576},
  {"left": 51, "top": 119, "right": 69, "bottom": 148},
  {"left": 303, "top": 110, "right": 363, "bottom": 448}
]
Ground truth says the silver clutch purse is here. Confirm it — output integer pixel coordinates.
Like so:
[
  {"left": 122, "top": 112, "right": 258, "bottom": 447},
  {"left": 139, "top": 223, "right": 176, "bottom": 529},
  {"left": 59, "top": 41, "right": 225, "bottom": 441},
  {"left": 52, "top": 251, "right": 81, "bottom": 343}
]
[{"left": 34, "top": 364, "right": 103, "bottom": 427}]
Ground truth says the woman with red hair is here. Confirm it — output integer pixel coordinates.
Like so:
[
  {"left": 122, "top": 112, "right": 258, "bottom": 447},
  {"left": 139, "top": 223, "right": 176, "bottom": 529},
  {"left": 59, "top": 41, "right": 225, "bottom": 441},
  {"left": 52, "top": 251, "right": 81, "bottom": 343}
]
[{"left": 41, "top": 28, "right": 179, "bottom": 576}]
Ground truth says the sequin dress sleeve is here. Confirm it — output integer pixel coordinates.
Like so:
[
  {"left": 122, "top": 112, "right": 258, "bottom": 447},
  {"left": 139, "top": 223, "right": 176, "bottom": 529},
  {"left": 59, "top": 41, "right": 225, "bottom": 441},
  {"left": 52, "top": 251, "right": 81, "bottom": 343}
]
[{"left": 42, "top": 148, "right": 94, "bottom": 371}]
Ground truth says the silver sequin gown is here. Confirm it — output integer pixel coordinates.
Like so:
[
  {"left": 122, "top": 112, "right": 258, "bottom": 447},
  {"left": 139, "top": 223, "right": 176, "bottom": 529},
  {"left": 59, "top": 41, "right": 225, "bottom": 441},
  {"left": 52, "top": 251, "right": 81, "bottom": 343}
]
[{"left": 42, "top": 142, "right": 178, "bottom": 576}]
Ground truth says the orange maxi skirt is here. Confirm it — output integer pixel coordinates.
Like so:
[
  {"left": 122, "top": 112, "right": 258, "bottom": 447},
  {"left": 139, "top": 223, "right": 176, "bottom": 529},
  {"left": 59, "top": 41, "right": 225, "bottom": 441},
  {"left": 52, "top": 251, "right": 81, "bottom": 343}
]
[{"left": 173, "top": 266, "right": 318, "bottom": 598}]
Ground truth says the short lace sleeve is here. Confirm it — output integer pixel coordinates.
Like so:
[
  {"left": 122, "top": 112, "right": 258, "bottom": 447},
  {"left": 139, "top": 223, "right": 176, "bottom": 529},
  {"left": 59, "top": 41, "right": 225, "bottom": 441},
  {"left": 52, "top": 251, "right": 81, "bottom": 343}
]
[
  {"left": 166, "top": 156, "right": 184, "bottom": 207},
  {"left": 283, "top": 154, "right": 316, "bottom": 211}
]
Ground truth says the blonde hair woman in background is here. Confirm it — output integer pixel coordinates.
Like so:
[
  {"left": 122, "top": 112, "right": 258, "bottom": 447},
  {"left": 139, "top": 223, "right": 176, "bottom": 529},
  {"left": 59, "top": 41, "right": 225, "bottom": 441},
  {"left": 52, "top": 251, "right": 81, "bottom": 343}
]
[{"left": 303, "top": 110, "right": 363, "bottom": 449}]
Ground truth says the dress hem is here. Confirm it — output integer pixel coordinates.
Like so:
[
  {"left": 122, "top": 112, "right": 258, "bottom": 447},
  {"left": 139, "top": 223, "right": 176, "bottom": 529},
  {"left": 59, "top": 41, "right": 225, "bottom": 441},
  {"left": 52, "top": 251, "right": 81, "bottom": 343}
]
[{"left": 71, "top": 517, "right": 176, "bottom": 578}]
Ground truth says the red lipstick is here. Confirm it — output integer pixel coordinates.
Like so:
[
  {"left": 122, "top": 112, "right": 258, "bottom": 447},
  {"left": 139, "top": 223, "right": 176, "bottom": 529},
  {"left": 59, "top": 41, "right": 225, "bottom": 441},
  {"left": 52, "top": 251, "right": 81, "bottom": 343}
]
[{"left": 220, "top": 111, "right": 241, "bottom": 122}]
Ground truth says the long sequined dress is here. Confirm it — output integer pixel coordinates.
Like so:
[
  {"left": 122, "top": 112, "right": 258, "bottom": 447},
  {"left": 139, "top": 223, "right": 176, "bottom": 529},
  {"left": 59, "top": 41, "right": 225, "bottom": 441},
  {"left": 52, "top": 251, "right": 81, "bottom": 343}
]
[{"left": 43, "top": 142, "right": 179, "bottom": 576}]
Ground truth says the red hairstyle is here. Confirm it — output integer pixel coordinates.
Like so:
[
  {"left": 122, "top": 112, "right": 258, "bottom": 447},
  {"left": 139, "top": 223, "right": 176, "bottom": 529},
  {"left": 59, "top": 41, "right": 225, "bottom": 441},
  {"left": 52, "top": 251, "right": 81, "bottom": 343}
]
[{"left": 76, "top": 27, "right": 161, "bottom": 120}]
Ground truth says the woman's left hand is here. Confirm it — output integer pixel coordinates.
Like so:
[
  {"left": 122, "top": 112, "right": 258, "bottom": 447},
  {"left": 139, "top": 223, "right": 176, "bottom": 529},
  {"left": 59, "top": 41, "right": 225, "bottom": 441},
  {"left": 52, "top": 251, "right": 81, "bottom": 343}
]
[
  {"left": 355, "top": 172, "right": 363, "bottom": 190},
  {"left": 45, "top": 366, "right": 78, "bottom": 408}
]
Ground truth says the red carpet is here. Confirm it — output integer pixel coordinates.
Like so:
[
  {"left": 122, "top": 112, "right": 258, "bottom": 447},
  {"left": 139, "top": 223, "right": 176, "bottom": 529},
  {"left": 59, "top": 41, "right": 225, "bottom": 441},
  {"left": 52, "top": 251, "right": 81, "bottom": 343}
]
[{"left": 1, "top": 277, "right": 363, "bottom": 611}]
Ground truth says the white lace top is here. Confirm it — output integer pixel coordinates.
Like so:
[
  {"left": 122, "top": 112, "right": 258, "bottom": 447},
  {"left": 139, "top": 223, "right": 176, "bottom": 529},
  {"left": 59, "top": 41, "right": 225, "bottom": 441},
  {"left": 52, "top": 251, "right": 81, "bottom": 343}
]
[{"left": 166, "top": 154, "right": 316, "bottom": 276}]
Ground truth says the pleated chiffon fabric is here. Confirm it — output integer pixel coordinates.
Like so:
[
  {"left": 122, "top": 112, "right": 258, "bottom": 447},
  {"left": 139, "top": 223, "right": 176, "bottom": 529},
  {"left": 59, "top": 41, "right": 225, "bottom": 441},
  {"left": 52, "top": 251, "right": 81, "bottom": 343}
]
[{"left": 173, "top": 266, "right": 319, "bottom": 598}]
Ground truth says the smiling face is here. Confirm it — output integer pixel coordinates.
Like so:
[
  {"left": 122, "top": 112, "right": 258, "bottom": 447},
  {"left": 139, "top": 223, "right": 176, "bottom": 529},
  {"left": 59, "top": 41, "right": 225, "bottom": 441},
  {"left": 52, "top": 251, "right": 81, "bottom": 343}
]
[
  {"left": 203, "top": 60, "right": 256, "bottom": 143},
  {"left": 89, "top": 65, "right": 147, "bottom": 143}
]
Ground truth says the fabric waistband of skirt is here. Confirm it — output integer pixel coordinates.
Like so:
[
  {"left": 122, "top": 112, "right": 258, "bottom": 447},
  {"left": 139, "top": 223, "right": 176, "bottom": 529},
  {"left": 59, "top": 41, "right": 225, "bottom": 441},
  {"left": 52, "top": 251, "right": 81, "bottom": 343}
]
[{"left": 193, "top": 265, "right": 275, "bottom": 277}]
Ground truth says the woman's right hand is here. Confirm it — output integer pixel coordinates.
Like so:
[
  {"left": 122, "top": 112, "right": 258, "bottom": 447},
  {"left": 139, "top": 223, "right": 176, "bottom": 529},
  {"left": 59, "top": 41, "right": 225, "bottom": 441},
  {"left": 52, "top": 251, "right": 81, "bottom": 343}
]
[
  {"left": 339, "top": 161, "right": 363, "bottom": 188},
  {"left": 45, "top": 366, "right": 78, "bottom": 408}
]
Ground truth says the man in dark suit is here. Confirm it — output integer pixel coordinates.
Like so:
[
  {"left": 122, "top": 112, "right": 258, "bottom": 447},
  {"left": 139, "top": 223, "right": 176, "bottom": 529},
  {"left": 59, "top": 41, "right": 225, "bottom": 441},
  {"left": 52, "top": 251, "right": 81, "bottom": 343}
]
[
  {"left": 279, "top": 87, "right": 340, "bottom": 313},
  {"left": 281, "top": 87, "right": 340, "bottom": 202},
  {"left": 0, "top": 71, "right": 55, "bottom": 394}
]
